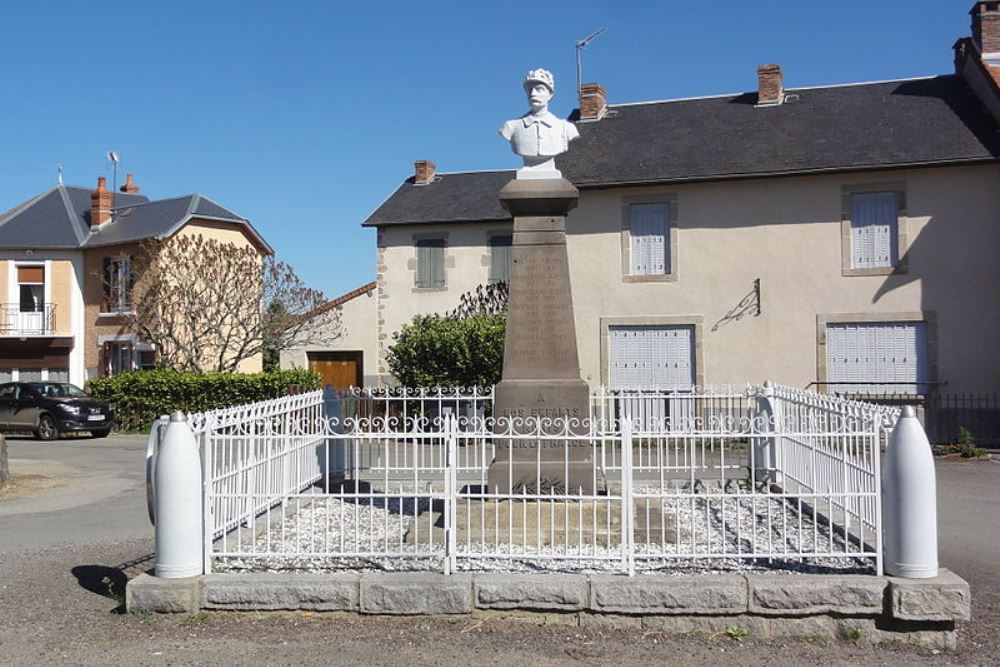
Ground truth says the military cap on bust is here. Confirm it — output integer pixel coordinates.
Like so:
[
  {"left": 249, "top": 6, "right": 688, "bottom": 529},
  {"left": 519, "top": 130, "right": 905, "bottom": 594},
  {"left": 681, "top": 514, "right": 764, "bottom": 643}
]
[{"left": 523, "top": 68, "right": 555, "bottom": 94}]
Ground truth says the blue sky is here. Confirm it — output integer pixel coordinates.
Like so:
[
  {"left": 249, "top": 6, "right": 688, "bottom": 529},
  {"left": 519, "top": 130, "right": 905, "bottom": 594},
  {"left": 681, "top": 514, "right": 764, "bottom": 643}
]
[{"left": 0, "top": 1, "right": 969, "bottom": 299}]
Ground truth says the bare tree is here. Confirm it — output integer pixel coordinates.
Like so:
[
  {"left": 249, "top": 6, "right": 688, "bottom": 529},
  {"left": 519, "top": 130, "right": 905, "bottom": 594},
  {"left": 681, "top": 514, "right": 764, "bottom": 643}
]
[{"left": 111, "top": 235, "right": 334, "bottom": 373}]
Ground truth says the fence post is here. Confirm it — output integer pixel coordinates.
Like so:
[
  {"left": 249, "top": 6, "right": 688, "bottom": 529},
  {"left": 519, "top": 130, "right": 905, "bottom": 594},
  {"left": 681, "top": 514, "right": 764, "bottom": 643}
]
[
  {"left": 753, "top": 381, "right": 779, "bottom": 487},
  {"left": 444, "top": 415, "right": 458, "bottom": 575},
  {"left": 154, "top": 411, "right": 204, "bottom": 578},
  {"left": 621, "top": 416, "right": 634, "bottom": 576},
  {"left": 882, "top": 406, "right": 938, "bottom": 578}
]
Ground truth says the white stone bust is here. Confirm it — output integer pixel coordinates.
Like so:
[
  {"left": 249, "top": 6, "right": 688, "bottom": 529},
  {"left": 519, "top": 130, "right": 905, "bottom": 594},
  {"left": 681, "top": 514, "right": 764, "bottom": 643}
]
[{"left": 499, "top": 68, "right": 580, "bottom": 179}]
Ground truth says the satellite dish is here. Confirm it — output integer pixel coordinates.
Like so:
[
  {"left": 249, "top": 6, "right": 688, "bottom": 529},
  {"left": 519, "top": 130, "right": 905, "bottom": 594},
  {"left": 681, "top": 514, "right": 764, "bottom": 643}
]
[{"left": 107, "top": 151, "right": 120, "bottom": 164}]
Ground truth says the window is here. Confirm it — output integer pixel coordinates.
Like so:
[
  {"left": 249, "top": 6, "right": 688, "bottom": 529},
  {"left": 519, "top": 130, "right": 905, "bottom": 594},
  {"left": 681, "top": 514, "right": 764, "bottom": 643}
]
[
  {"left": 621, "top": 196, "right": 677, "bottom": 282},
  {"left": 842, "top": 186, "right": 906, "bottom": 275},
  {"left": 826, "top": 321, "right": 928, "bottom": 395},
  {"left": 415, "top": 238, "right": 445, "bottom": 288},
  {"left": 102, "top": 341, "right": 135, "bottom": 376},
  {"left": 629, "top": 203, "right": 669, "bottom": 275},
  {"left": 103, "top": 256, "right": 132, "bottom": 312},
  {"left": 489, "top": 235, "right": 513, "bottom": 284},
  {"left": 17, "top": 265, "right": 44, "bottom": 313},
  {"left": 850, "top": 192, "right": 897, "bottom": 268}
]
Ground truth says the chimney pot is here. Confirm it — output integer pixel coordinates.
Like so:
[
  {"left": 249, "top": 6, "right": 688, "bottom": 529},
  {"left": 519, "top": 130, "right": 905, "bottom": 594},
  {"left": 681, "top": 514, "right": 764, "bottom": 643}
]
[
  {"left": 414, "top": 160, "right": 436, "bottom": 185},
  {"left": 90, "top": 176, "right": 113, "bottom": 227},
  {"left": 579, "top": 82, "right": 607, "bottom": 121},
  {"left": 756, "top": 64, "right": 784, "bottom": 106},
  {"left": 120, "top": 172, "right": 140, "bottom": 193},
  {"left": 972, "top": 1, "right": 1000, "bottom": 62}
]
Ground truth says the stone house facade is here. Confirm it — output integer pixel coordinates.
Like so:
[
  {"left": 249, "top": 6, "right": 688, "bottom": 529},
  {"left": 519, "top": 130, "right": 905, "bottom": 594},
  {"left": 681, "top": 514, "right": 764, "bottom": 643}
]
[{"left": 314, "top": 3, "right": 1000, "bottom": 399}]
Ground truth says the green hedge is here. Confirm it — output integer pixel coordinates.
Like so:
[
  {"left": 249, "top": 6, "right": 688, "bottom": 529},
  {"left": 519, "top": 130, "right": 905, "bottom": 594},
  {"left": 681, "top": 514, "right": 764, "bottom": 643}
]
[{"left": 87, "top": 368, "right": 322, "bottom": 431}]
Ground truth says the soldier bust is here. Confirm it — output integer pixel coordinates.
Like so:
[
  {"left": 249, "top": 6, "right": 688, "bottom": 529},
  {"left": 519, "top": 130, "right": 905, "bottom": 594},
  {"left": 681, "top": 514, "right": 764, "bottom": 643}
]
[{"left": 499, "top": 68, "right": 580, "bottom": 179}]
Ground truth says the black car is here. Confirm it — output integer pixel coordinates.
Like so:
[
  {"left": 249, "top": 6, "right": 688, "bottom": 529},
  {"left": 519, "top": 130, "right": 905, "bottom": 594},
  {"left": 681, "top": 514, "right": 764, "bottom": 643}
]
[{"left": 0, "top": 382, "right": 115, "bottom": 440}]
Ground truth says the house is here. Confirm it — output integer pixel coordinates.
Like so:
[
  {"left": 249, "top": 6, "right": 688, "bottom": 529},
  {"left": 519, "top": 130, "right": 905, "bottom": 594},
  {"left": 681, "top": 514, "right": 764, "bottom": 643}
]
[
  {"left": 0, "top": 174, "right": 273, "bottom": 385},
  {"left": 315, "top": 4, "right": 1000, "bottom": 403},
  {"left": 280, "top": 281, "right": 377, "bottom": 388}
]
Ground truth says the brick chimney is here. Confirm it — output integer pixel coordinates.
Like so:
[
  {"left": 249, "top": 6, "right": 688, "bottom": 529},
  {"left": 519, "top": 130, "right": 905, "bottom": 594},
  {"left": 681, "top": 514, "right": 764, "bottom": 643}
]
[
  {"left": 972, "top": 2, "right": 1000, "bottom": 63},
  {"left": 579, "top": 82, "right": 607, "bottom": 121},
  {"left": 119, "top": 172, "right": 140, "bottom": 193},
  {"left": 90, "top": 177, "right": 113, "bottom": 227},
  {"left": 756, "top": 64, "right": 784, "bottom": 106},
  {"left": 414, "top": 160, "right": 436, "bottom": 185}
]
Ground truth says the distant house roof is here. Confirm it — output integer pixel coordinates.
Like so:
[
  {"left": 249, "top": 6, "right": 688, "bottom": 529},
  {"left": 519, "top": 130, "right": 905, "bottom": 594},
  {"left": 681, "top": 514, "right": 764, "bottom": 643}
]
[
  {"left": 364, "top": 75, "right": 1000, "bottom": 227},
  {"left": 309, "top": 281, "right": 376, "bottom": 319},
  {"left": 0, "top": 184, "right": 274, "bottom": 253}
]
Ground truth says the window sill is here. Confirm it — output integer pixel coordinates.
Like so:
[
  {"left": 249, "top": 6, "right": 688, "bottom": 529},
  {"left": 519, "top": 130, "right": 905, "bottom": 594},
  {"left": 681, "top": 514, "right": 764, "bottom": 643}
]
[
  {"left": 412, "top": 286, "right": 448, "bottom": 293},
  {"left": 98, "top": 311, "right": 135, "bottom": 318},
  {"left": 623, "top": 273, "right": 677, "bottom": 283},
  {"left": 841, "top": 265, "right": 906, "bottom": 277}
]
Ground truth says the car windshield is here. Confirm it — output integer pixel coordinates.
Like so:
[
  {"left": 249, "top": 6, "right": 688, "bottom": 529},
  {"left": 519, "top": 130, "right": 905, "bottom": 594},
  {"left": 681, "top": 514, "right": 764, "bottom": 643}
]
[{"left": 29, "top": 383, "right": 89, "bottom": 398}]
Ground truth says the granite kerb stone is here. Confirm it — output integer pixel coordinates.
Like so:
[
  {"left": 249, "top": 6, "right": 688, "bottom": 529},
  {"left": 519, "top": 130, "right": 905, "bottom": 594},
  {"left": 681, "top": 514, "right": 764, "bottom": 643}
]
[
  {"left": 589, "top": 574, "right": 748, "bottom": 614},
  {"left": 360, "top": 573, "right": 473, "bottom": 615},
  {"left": 202, "top": 573, "right": 359, "bottom": 611},
  {"left": 474, "top": 573, "right": 588, "bottom": 611},
  {"left": 126, "top": 573, "right": 203, "bottom": 614},
  {"left": 888, "top": 569, "right": 971, "bottom": 622},
  {"left": 747, "top": 574, "right": 886, "bottom": 616}
]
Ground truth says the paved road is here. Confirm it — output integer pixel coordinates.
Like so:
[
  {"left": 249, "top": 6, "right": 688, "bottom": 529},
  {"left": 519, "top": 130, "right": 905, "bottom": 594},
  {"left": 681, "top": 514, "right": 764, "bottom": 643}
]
[{"left": 0, "top": 438, "right": 996, "bottom": 665}]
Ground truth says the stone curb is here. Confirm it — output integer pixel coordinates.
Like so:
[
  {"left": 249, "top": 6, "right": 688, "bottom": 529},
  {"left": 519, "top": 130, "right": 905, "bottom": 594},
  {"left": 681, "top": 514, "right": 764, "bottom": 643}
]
[
  {"left": 474, "top": 573, "right": 587, "bottom": 611},
  {"left": 126, "top": 573, "right": 202, "bottom": 614},
  {"left": 203, "top": 573, "right": 360, "bottom": 611},
  {"left": 888, "top": 569, "right": 971, "bottom": 622},
  {"left": 589, "top": 574, "right": 746, "bottom": 614},
  {"left": 126, "top": 569, "right": 971, "bottom": 636},
  {"left": 360, "top": 573, "right": 472, "bottom": 615},
  {"left": 747, "top": 574, "right": 886, "bottom": 616}
]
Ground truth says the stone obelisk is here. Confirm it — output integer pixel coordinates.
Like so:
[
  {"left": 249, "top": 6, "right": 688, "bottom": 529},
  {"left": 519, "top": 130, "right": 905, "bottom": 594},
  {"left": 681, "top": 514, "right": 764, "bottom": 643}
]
[{"left": 486, "top": 68, "right": 599, "bottom": 494}]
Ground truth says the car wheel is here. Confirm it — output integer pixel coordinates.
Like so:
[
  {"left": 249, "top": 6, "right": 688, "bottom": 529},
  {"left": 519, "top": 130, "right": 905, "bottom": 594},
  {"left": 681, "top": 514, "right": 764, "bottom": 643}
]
[
  {"left": 89, "top": 428, "right": 111, "bottom": 439},
  {"left": 35, "top": 414, "right": 59, "bottom": 441}
]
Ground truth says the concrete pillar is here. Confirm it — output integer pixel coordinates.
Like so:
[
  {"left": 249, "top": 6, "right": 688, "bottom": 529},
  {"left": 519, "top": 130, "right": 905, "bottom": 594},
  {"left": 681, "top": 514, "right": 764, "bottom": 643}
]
[{"left": 883, "top": 406, "right": 939, "bottom": 578}]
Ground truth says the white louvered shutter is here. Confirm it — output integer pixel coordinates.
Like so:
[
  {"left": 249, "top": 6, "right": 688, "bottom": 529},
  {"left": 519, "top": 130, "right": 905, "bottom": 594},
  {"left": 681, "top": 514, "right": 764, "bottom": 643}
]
[
  {"left": 851, "top": 192, "right": 897, "bottom": 269},
  {"left": 629, "top": 204, "right": 669, "bottom": 275},
  {"left": 827, "top": 322, "right": 927, "bottom": 395}
]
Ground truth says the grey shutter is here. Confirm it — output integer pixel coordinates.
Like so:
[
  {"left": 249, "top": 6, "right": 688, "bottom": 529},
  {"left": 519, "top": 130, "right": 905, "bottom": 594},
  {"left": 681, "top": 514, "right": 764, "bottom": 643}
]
[
  {"left": 416, "top": 239, "right": 445, "bottom": 288},
  {"left": 629, "top": 204, "right": 669, "bottom": 275},
  {"left": 826, "top": 322, "right": 927, "bottom": 394},
  {"left": 489, "top": 235, "right": 512, "bottom": 283},
  {"left": 851, "top": 193, "right": 897, "bottom": 268}
]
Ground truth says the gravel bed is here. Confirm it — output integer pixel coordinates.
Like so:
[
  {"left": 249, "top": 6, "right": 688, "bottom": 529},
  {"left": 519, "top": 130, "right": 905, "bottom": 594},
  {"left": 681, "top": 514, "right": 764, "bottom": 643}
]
[{"left": 215, "top": 482, "right": 874, "bottom": 575}]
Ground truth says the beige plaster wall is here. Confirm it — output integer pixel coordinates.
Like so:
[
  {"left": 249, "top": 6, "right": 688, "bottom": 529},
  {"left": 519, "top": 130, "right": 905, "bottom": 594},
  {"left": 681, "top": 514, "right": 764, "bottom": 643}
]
[
  {"left": 376, "top": 164, "right": 1000, "bottom": 394},
  {"left": 280, "top": 289, "right": 378, "bottom": 383},
  {"left": 83, "top": 220, "right": 266, "bottom": 375},
  {"left": 50, "top": 260, "right": 73, "bottom": 335}
]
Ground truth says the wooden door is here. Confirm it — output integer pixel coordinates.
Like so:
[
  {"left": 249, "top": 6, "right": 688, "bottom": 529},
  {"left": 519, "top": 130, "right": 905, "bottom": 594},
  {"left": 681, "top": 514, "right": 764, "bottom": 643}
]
[{"left": 308, "top": 351, "right": 363, "bottom": 389}]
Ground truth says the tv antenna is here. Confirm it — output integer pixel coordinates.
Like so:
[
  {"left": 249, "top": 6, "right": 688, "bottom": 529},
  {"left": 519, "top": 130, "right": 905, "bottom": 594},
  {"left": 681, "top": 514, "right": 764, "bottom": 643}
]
[
  {"left": 575, "top": 27, "right": 607, "bottom": 106},
  {"left": 106, "top": 151, "right": 120, "bottom": 193}
]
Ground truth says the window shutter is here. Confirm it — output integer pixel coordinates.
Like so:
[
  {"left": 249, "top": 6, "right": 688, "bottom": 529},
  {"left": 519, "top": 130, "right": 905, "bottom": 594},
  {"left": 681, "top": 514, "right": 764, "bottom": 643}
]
[
  {"left": 851, "top": 192, "right": 896, "bottom": 268},
  {"left": 416, "top": 239, "right": 445, "bottom": 288},
  {"left": 489, "top": 235, "right": 512, "bottom": 283},
  {"left": 630, "top": 204, "right": 669, "bottom": 275}
]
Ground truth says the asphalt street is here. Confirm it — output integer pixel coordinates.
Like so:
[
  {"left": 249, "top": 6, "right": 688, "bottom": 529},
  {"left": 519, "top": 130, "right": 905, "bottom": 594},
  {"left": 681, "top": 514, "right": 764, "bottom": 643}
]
[{"left": 0, "top": 435, "right": 997, "bottom": 666}]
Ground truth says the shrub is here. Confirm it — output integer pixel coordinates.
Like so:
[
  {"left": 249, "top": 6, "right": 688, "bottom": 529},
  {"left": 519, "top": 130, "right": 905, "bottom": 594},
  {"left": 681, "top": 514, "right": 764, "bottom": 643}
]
[
  {"left": 87, "top": 368, "right": 322, "bottom": 431},
  {"left": 934, "top": 426, "right": 989, "bottom": 459},
  {"left": 386, "top": 313, "right": 506, "bottom": 388}
]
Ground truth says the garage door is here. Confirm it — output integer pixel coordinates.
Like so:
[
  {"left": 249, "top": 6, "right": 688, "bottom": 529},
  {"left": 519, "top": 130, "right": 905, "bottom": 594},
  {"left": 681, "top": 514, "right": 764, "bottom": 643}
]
[
  {"left": 609, "top": 325, "right": 695, "bottom": 430},
  {"left": 826, "top": 322, "right": 928, "bottom": 395}
]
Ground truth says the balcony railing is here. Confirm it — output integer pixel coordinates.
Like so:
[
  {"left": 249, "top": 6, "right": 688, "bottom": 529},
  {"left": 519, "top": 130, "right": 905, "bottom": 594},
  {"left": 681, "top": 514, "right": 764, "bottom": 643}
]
[{"left": 0, "top": 304, "right": 57, "bottom": 335}]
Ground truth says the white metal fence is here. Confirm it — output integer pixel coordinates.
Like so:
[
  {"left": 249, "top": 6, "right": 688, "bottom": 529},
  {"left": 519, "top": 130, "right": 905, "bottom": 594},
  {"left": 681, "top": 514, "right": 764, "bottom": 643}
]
[{"left": 148, "top": 383, "right": 890, "bottom": 576}]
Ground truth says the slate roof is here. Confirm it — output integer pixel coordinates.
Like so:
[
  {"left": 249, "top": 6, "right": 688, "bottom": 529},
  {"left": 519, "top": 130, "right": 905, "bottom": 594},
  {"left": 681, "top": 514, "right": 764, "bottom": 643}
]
[
  {"left": 0, "top": 185, "right": 273, "bottom": 253},
  {"left": 364, "top": 75, "right": 1000, "bottom": 226}
]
